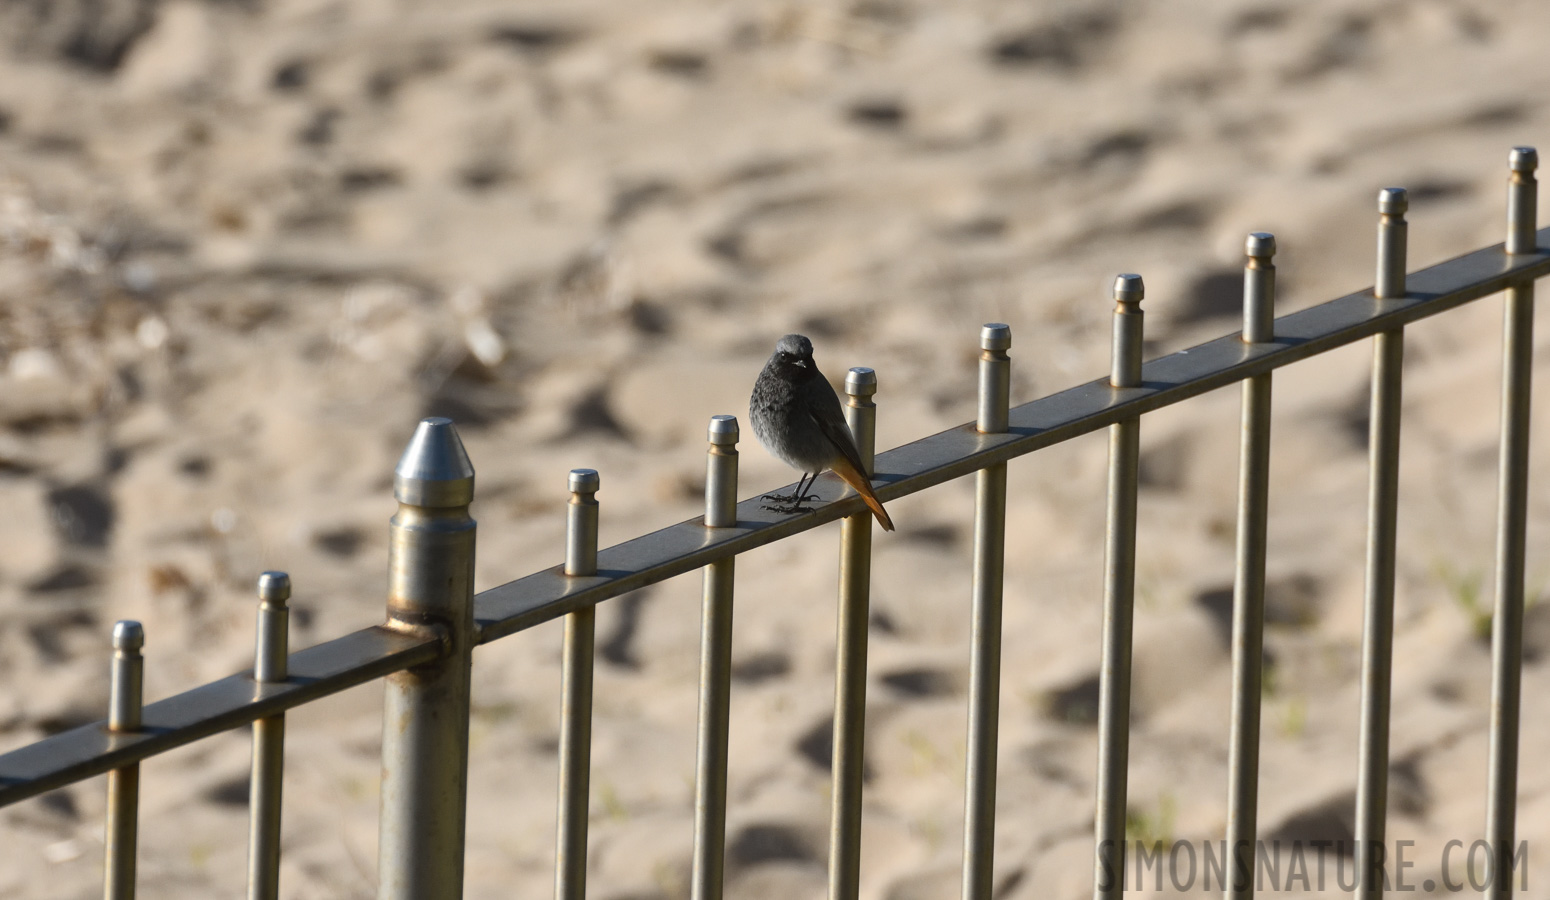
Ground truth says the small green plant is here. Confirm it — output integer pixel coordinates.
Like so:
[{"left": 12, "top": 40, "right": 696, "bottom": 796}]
[
  {"left": 473, "top": 699, "right": 519, "bottom": 722},
  {"left": 344, "top": 774, "right": 373, "bottom": 802},
  {"left": 1126, "top": 792, "right": 1177, "bottom": 846},
  {"left": 1261, "top": 659, "right": 1280, "bottom": 700},
  {"left": 188, "top": 843, "right": 212, "bottom": 868},
  {"left": 1136, "top": 570, "right": 1162, "bottom": 612},
  {"left": 1527, "top": 570, "right": 1548, "bottom": 614},
  {"left": 912, "top": 812, "right": 945, "bottom": 853},
  {"left": 903, "top": 728, "right": 948, "bottom": 775},
  {"left": 651, "top": 860, "right": 686, "bottom": 898},
  {"left": 595, "top": 779, "right": 628, "bottom": 822},
  {"left": 1433, "top": 559, "right": 1490, "bottom": 640},
  {"left": 1278, "top": 695, "right": 1308, "bottom": 739}
]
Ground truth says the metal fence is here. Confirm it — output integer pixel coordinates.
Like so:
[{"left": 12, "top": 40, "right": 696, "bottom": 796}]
[{"left": 0, "top": 147, "right": 1544, "bottom": 900}]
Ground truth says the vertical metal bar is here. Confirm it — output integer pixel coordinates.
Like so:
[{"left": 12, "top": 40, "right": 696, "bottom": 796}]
[
  {"left": 104, "top": 620, "right": 144, "bottom": 900},
  {"left": 378, "top": 418, "right": 477, "bottom": 900},
  {"left": 1226, "top": 235, "right": 1275, "bottom": 900},
  {"left": 692, "top": 416, "right": 739, "bottom": 900},
  {"left": 1357, "top": 189, "right": 1408, "bottom": 899},
  {"left": 964, "top": 325, "right": 1011, "bottom": 900},
  {"left": 1094, "top": 276, "right": 1143, "bottom": 900},
  {"left": 556, "top": 469, "right": 600, "bottom": 900},
  {"left": 248, "top": 572, "right": 291, "bottom": 900},
  {"left": 1487, "top": 146, "right": 1538, "bottom": 900},
  {"left": 830, "top": 367, "right": 878, "bottom": 900}
]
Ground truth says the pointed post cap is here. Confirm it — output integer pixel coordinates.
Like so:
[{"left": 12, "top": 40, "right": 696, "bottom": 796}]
[{"left": 394, "top": 417, "right": 475, "bottom": 508}]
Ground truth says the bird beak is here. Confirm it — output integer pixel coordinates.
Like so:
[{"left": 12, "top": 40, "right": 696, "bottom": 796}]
[{"left": 794, "top": 359, "right": 808, "bottom": 368}]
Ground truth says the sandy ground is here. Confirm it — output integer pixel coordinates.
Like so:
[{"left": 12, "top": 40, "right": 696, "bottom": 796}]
[{"left": 0, "top": 0, "right": 1548, "bottom": 897}]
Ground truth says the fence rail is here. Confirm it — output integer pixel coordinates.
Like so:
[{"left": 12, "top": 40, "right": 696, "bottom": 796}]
[{"left": 0, "top": 148, "right": 1541, "bottom": 899}]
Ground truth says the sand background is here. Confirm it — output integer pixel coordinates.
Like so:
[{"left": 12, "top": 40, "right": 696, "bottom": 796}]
[{"left": 0, "top": 0, "right": 1548, "bottom": 897}]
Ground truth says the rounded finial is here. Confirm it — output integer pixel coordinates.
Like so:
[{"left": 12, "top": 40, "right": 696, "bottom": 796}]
[
  {"left": 569, "top": 468, "right": 600, "bottom": 494},
  {"left": 113, "top": 620, "right": 145, "bottom": 652},
  {"left": 708, "top": 414, "right": 739, "bottom": 445},
  {"left": 1113, "top": 273, "right": 1144, "bottom": 304},
  {"left": 980, "top": 323, "right": 1012, "bottom": 351},
  {"left": 394, "top": 417, "right": 475, "bottom": 508},
  {"left": 845, "top": 367, "right": 877, "bottom": 396},
  {"left": 1510, "top": 147, "right": 1539, "bottom": 173},
  {"left": 1245, "top": 232, "right": 1276, "bottom": 258},
  {"left": 1378, "top": 187, "right": 1408, "bottom": 215},
  {"left": 257, "top": 571, "right": 291, "bottom": 605}
]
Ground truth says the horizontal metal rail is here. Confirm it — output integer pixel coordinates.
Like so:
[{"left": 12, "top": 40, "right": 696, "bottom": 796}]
[
  {"left": 474, "top": 230, "right": 1550, "bottom": 641},
  {"left": 0, "top": 626, "right": 438, "bottom": 807},
  {"left": 1, "top": 227, "right": 1545, "bottom": 811}
]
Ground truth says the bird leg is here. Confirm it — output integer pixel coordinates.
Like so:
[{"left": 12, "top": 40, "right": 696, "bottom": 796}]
[{"left": 761, "top": 472, "right": 820, "bottom": 512}]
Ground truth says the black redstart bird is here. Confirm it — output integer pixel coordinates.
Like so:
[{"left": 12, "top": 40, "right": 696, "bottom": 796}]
[{"left": 750, "top": 334, "right": 895, "bottom": 531}]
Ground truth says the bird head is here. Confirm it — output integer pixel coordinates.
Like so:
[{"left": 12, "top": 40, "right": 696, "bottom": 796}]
[{"left": 772, "top": 334, "right": 815, "bottom": 371}]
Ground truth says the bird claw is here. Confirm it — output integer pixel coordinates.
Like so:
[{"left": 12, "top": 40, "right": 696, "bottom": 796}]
[
  {"left": 760, "top": 492, "right": 819, "bottom": 504},
  {"left": 760, "top": 502, "right": 817, "bottom": 516}
]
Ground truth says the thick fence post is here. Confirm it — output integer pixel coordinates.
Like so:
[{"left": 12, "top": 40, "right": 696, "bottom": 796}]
[
  {"left": 248, "top": 572, "right": 291, "bottom": 900},
  {"left": 829, "top": 367, "right": 879, "bottom": 900},
  {"left": 1094, "top": 275, "right": 1143, "bottom": 900},
  {"left": 692, "top": 416, "right": 739, "bottom": 900},
  {"left": 963, "top": 324, "right": 1010, "bottom": 900},
  {"left": 1487, "top": 146, "right": 1537, "bottom": 900},
  {"left": 378, "top": 417, "right": 476, "bottom": 900},
  {"left": 104, "top": 621, "right": 144, "bottom": 900},
  {"left": 1226, "top": 234, "right": 1276, "bottom": 900},
  {"left": 1356, "top": 188, "right": 1408, "bottom": 900}
]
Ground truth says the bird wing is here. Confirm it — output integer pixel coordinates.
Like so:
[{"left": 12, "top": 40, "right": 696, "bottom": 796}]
[
  {"left": 807, "top": 385, "right": 895, "bottom": 531},
  {"left": 811, "top": 390, "right": 865, "bottom": 466}
]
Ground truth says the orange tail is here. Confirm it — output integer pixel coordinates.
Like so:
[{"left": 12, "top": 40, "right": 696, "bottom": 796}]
[{"left": 830, "top": 457, "right": 895, "bottom": 532}]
